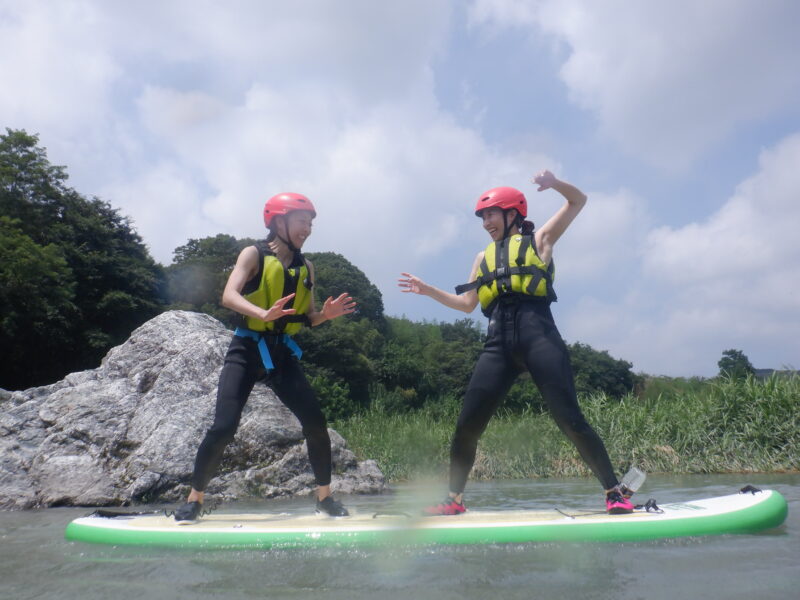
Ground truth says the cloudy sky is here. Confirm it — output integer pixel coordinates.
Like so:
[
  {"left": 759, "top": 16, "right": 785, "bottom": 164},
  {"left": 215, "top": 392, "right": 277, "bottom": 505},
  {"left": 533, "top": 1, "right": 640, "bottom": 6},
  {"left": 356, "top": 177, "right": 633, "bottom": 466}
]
[{"left": 2, "top": 0, "right": 799, "bottom": 376}]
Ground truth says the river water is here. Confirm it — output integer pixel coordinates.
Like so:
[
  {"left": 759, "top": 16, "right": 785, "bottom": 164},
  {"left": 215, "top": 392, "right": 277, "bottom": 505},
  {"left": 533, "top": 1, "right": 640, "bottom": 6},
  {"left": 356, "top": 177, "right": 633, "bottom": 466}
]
[{"left": 1, "top": 473, "right": 797, "bottom": 600}]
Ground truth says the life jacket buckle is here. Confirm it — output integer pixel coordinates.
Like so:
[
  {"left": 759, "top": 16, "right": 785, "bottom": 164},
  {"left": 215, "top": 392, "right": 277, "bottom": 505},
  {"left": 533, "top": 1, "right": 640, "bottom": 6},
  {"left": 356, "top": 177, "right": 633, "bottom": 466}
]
[{"left": 495, "top": 266, "right": 508, "bottom": 277}]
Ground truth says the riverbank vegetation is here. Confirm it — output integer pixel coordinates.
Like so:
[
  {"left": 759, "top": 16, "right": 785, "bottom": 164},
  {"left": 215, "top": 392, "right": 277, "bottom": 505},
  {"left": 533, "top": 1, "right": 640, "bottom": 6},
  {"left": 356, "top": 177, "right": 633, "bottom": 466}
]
[{"left": 335, "top": 374, "right": 800, "bottom": 481}]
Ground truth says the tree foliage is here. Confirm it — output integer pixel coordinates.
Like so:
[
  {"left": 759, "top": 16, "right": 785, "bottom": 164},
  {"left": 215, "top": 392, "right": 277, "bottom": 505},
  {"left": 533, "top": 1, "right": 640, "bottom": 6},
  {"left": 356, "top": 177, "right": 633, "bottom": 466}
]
[
  {"left": 718, "top": 348, "right": 755, "bottom": 380},
  {"left": 165, "top": 234, "right": 253, "bottom": 326},
  {"left": 374, "top": 317, "right": 484, "bottom": 412},
  {"left": 569, "top": 342, "right": 642, "bottom": 399},
  {"left": 0, "top": 217, "right": 78, "bottom": 387},
  {"left": 305, "top": 251, "right": 385, "bottom": 328},
  {"left": 295, "top": 253, "right": 386, "bottom": 412},
  {"left": 0, "top": 129, "right": 165, "bottom": 389}
]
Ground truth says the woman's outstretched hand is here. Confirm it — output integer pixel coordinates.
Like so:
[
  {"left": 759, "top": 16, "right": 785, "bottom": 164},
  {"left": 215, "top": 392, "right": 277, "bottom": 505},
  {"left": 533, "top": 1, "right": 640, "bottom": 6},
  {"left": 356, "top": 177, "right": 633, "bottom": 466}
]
[
  {"left": 263, "top": 293, "right": 297, "bottom": 321},
  {"left": 532, "top": 169, "right": 557, "bottom": 191},
  {"left": 398, "top": 272, "right": 431, "bottom": 296},
  {"left": 321, "top": 293, "right": 357, "bottom": 321}
]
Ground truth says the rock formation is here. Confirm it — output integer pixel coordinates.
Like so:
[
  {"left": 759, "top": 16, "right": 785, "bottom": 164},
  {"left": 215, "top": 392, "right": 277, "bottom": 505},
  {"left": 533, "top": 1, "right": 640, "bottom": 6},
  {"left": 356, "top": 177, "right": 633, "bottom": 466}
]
[{"left": 0, "top": 311, "right": 385, "bottom": 509}]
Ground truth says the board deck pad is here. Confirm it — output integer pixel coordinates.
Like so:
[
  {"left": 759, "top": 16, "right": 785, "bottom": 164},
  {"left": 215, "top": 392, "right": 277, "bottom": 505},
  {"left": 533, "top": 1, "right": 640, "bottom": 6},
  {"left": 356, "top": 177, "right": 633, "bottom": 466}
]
[{"left": 65, "top": 489, "right": 788, "bottom": 549}]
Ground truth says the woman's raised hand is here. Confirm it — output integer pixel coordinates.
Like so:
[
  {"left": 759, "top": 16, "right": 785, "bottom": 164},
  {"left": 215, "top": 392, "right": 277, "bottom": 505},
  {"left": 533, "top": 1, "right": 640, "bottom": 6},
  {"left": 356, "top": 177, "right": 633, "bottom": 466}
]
[
  {"left": 532, "top": 169, "right": 557, "bottom": 192},
  {"left": 321, "top": 293, "right": 357, "bottom": 321},
  {"left": 398, "top": 272, "right": 430, "bottom": 296},
  {"left": 263, "top": 293, "right": 297, "bottom": 321}
]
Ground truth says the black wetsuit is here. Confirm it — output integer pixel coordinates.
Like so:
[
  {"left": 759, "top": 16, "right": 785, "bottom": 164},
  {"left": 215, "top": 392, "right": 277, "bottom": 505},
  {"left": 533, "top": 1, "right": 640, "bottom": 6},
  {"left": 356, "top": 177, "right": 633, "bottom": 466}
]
[
  {"left": 449, "top": 297, "right": 619, "bottom": 494},
  {"left": 190, "top": 326, "right": 331, "bottom": 492}
]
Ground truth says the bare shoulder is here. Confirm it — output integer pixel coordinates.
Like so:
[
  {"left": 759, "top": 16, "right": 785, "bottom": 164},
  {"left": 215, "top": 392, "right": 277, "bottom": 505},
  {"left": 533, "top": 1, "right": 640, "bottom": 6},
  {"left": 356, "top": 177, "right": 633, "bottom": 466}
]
[
  {"left": 238, "top": 244, "right": 260, "bottom": 263},
  {"left": 234, "top": 244, "right": 261, "bottom": 275}
]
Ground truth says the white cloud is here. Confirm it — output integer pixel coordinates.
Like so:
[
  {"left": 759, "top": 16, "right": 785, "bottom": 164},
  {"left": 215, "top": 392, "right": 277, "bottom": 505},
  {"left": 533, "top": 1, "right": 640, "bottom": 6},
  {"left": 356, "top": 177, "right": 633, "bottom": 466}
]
[
  {"left": 469, "top": 0, "right": 800, "bottom": 170},
  {"left": 644, "top": 132, "right": 800, "bottom": 309},
  {"left": 100, "top": 162, "right": 215, "bottom": 263},
  {"left": 0, "top": 1, "right": 121, "bottom": 182},
  {"left": 0, "top": 0, "right": 557, "bottom": 298},
  {"left": 0, "top": 3, "right": 118, "bottom": 126},
  {"left": 6, "top": 0, "right": 798, "bottom": 378},
  {"left": 563, "top": 132, "right": 800, "bottom": 375},
  {"left": 135, "top": 88, "right": 551, "bottom": 298},
  {"left": 553, "top": 188, "right": 651, "bottom": 285},
  {"left": 467, "top": 0, "right": 540, "bottom": 28}
]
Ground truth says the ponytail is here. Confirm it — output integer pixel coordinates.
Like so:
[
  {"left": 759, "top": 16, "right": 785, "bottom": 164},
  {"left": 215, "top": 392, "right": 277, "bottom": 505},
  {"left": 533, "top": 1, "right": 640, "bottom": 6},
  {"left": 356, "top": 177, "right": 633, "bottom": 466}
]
[
  {"left": 508, "top": 211, "right": 535, "bottom": 237},
  {"left": 520, "top": 220, "right": 535, "bottom": 235}
]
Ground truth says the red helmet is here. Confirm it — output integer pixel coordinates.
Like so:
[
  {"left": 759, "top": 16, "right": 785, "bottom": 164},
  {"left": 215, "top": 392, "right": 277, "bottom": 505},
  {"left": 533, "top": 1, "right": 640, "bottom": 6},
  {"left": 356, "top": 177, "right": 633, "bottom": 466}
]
[
  {"left": 263, "top": 192, "right": 317, "bottom": 228},
  {"left": 474, "top": 186, "right": 527, "bottom": 218}
]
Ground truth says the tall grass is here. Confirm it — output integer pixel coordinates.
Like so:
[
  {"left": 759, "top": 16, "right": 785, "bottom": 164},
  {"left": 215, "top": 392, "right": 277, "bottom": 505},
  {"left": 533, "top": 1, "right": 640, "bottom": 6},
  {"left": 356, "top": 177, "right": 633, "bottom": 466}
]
[{"left": 334, "top": 375, "right": 800, "bottom": 482}]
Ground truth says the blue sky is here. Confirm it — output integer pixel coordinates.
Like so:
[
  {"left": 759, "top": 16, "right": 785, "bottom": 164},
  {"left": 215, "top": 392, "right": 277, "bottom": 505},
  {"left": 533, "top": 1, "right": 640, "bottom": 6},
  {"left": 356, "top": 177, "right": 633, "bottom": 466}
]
[{"left": 2, "top": 0, "right": 799, "bottom": 376}]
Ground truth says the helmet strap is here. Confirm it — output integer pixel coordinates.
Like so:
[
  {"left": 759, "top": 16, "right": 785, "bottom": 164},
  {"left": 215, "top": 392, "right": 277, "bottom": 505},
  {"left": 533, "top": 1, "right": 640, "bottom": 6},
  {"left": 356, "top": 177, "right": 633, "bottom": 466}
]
[
  {"left": 274, "top": 217, "right": 300, "bottom": 255},
  {"left": 501, "top": 209, "right": 520, "bottom": 244}
]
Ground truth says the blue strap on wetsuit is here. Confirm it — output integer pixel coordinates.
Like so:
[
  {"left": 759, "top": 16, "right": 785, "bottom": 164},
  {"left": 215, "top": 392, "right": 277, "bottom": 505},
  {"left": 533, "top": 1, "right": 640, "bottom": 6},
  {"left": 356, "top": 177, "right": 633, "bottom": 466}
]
[{"left": 233, "top": 327, "right": 303, "bottom": 371}]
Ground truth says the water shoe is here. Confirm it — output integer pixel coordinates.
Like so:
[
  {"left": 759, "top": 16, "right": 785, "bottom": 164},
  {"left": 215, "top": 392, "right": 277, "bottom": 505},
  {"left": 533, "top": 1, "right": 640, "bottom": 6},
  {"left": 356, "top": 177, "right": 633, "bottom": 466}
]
[
  {"left": 316, "top": 496, "right": 350, "bottom": 517},
  {"left": 173, "top": 501, "right": 203, "bottom": 524},
  {"left": 606, "top": 490, "right": 635, "bottom": 514},
  {"left": 423, "top": 496, "right": 467, "bottom": 516}
]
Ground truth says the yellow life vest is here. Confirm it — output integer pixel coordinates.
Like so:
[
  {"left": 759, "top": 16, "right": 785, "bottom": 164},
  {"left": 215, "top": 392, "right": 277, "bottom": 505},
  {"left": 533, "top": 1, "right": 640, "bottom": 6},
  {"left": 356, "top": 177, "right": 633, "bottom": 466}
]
[
  {"left": 242, "top": 242, "right": 313, "bottom": 335},
  {"left": 455, "top": 235, "right": 556, "bottom": 315}
]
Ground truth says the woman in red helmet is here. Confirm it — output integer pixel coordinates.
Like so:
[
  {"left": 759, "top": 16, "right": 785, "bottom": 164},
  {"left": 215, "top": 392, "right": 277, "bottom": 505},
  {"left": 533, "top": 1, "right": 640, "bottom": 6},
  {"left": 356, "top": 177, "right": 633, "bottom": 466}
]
[
  {"left": 399, "top": 170, "right": 635, "bottom": 515},
  {"left": 174, "top": 193, "right": 356, "bottom": 523}
]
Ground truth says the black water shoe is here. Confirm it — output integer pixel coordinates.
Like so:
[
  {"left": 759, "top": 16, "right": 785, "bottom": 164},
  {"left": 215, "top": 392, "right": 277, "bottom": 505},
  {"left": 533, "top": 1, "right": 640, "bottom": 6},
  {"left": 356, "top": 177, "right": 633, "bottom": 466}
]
[
  {"left": 174, "top": 501, "right": 203, "bottom": 524},
  {"left": 316, "top": 496, "right": 349, "bottom": 517}
]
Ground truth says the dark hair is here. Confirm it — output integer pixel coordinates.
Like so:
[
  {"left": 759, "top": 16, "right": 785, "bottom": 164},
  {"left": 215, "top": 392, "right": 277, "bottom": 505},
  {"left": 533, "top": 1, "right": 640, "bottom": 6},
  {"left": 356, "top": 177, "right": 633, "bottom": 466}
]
[
  {"left": 520, "top": 219, "right": 535, "bottom": 235},
  {"left": 266, "top": 213, "right": 286, "bottom": 243},
  {"left": 511, "top": 210, "right": 534, "bottom": 235}
]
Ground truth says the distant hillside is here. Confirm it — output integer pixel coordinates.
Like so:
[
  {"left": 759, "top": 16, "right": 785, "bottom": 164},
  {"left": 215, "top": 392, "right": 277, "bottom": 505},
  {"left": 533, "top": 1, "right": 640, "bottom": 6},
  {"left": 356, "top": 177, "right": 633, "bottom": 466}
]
[{"left": 754, "top": 368, "right": 798, "bottom": 379}]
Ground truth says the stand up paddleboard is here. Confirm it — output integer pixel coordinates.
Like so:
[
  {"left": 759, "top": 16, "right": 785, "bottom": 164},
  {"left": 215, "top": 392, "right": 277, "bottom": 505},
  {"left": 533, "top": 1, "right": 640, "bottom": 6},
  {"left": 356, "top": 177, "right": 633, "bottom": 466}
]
[{"left": 65, "top": 488, "right": 787, "bottom": 550}]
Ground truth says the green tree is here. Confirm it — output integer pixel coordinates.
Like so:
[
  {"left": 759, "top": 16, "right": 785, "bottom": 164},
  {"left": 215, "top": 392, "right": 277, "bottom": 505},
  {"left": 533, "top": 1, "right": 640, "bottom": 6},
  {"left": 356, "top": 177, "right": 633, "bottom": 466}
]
[
  {"left": 305, "top": 252, "right": 385, "bottom": 328},
  {"left": 165, "top": 234, "right": 250, "bottom": 325},
  {"left": 295, "top": 252, "right": 387, "bottom": 416},
  {"left": 0, "top": 129, "right": 165, "bottom": 389},
  {"left": 0, "top": 217, "right": 77, "bottom": 388},
  {"left": 373, "top": 317, "right": 484, "bottom": 413},
  {"left": 298, "top": 317, "right": 384, "bottom": 414},
  {"left": 718, "top": 348, "right": 755, "bottom": 380},
  {"left": 569, "top": 342, "right": 641, "bottom": 399}
]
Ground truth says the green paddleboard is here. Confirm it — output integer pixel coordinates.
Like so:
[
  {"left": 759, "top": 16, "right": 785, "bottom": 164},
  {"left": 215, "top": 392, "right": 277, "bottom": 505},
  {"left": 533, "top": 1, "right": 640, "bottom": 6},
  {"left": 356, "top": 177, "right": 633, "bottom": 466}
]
[{"left": 65, "top": 489, "right": 788, "bottom": 550}]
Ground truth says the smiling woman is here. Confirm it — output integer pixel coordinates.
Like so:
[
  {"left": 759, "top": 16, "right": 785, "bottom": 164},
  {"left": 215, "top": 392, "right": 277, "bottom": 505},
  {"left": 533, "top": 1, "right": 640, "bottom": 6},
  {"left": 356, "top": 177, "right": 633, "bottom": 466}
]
[
  {"left": 171, "top": 192, "right": 358, "bottom": 523},
  {"left": 398, "top": 170, "right": 636, "bottom": 516}
]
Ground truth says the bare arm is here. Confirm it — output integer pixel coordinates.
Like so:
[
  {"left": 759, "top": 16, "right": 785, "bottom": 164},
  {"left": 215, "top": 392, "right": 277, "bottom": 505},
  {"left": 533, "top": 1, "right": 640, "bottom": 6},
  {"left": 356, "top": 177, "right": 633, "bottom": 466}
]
[
  {"left": 304, "top": 260, "right": 357, "bottom": 326},
  {"left": 532, "top": 170, "right": 587, "bottom": 266},
  {"left": 398, "top": 252, "right": 483, "bottom": 314},
  {"left": 221, "top": 246, "right": 298, "bottom": 323}
]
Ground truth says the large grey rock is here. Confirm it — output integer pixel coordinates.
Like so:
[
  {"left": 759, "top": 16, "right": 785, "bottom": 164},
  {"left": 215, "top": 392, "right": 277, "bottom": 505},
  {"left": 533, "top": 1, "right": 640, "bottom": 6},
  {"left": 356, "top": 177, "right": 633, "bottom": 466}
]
[{"left": 0, "top": 311, "right": 385, "bottom": 509}]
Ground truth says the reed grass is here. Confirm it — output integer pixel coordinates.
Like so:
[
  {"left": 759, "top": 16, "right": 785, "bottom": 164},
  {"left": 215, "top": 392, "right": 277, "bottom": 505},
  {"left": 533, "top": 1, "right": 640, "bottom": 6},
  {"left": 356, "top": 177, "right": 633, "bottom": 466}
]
[{"left": 334, "top": 374, "right": 800, "bottom": 482}]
